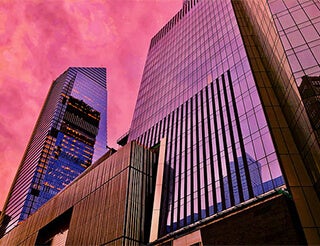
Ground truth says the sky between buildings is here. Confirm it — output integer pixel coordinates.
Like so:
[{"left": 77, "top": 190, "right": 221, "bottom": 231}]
[{"left": 0, "top": 0, "right": 181, "bottom": 210}]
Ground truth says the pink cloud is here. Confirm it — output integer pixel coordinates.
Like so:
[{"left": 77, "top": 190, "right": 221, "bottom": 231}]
[{"left": 0, "top": 0, "right": 181, "bottom": 209}]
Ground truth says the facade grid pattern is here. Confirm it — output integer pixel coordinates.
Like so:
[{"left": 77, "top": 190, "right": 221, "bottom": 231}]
[{"left": 129, "top": 0, "right": 285, "bottom": 235}]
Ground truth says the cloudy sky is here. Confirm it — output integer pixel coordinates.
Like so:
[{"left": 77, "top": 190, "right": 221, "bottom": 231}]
[{"left": 0, "top": 0, "right": 181, "bottom": 209}]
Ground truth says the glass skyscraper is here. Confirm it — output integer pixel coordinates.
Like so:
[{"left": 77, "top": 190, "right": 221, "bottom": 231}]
[
  {"left": 129, "top": 0, "right": 320, "bottom": 243},
  {"left": 0, "top": 67, "right": 107, "bottom": 235}
]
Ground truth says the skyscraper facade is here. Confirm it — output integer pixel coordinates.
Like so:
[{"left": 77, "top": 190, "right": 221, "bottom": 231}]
[
  {"left": 0, "top": 67, "right": 107, "bottom": 235},
  {"left": 239, "top": 0, "right": 320, "bottom": 191},
  {"left": 129, "top": 0, "right": 320, "bottom": 243},
  {"left": 299, "top": 75, "right": 320, "bottom": 195},
  {"left": 299, "top": 75, "right": 320, "bottom": 140}
]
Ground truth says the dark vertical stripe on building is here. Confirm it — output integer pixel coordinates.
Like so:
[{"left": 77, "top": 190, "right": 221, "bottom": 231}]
[
  {"left": 195, "top": 94, "right": 202, "bottom": 219},
  {"left": 227, "top": 70, "right": 254, "bottom": 198},
  {"left": 139, "top": 148, "right": 145, "bottom": 242},
  {"left": 162, "top": 117, "right": 167, "bottom": 138},
  {"left": 205, "top": 85, "right": 218, "bottom": 213},
  {"left": 217, "top": 77, "right": 235, "bottom": 207},
  {"left": 155, "top": 122, "right": 160, "bottom": 144},
  {"left": 200, "top": 90, "right": 210, "bottom": 217},
  {"left": 189, "top": 97, "right": 195, "bottom": 222},
  {"left": 183, "top": 100, "right": 189, "bottom": 225},
  {"left": 211, "top": 80, "right": 226, "bottom": 210},
  {"left": 221, "top": 74, "right": 244, "bottom": 202},
  {"left": 168, "top": 112, "right": 176, "bottom": 232},
  {"left": 141, "top": 132, "right": 146, "bottom": 146},
  {"left": 177, "top": 105, "right": 184, "bottom": 228},
  {"left": 170, "top": 108, "right": 179, "bottom": 231},
  {"left": 123, "top": 143, "right": 134, "bottom": 246},
  {"left": 149, "top": 125, "right": 155, "bottom": 147},
  {"left": 153, "top": 123, "right": 158, "bottom": 146},
  {"left": 158, "top": 120, "right": 162, "bottom": 143},
  {"left": 145, "top": 128, "right": 151, "bottom": 148}
]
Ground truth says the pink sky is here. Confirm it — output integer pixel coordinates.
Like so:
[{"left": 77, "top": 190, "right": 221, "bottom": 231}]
[{"left": 0, "top": 0, "right": 181, "bottom": 210}]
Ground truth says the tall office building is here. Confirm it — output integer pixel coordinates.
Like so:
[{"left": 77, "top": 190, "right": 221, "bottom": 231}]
[
  {"left": 128, "top": 0, "right": 320, "bottom": 243},
  {"left": 0, "top": 67, "right": 107, "bottom": 235}
]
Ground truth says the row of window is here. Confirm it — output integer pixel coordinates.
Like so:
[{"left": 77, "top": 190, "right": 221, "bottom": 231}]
[{"left": 135, "top": 71, "right": 284, "bottom": 234}]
